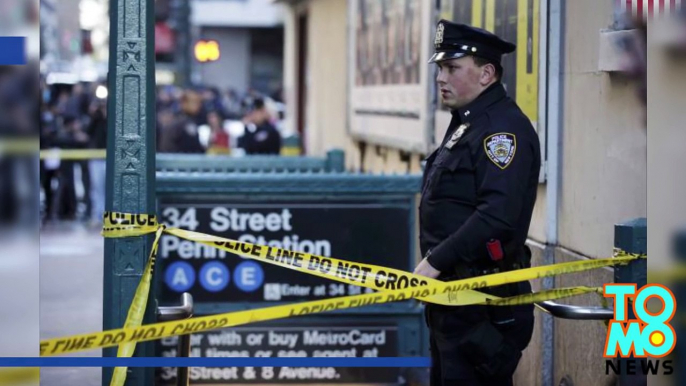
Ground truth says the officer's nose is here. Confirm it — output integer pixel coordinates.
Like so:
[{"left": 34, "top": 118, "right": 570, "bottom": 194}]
[{"left": 436, "top": 67, "right": 447, "bottom": 85}]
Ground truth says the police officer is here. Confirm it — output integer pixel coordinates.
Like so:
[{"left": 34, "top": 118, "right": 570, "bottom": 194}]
[{"left": 413, "top": 20, "right": 541, "bottom": 386}]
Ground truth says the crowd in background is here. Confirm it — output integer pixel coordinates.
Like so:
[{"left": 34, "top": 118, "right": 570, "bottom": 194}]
[
  {"left": 39, "top": 79, "right": 286, "bottom": 225},
  {"left": 155, "top": 85, "right": 283, "bottom": 155},
  {"left": 40, "top": 80, "right": 106, "bottom": 225}
]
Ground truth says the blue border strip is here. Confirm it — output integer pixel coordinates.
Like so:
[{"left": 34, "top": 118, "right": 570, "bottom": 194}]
[
  {"left": 0, "top": 37, "right": 26, "bottom": 65},
  {"left": 0, "top": 357, "right": 431, "bottom": 367}
]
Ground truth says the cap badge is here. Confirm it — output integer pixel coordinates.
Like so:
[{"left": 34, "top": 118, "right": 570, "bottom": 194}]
[{"left": 435, "top": 23, "right": 444, "bottom": 46}]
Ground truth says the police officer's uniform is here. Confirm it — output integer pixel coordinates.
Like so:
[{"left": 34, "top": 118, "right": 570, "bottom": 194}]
[{"left": 421, "top": 20, "right": 541, "bottom": 385}]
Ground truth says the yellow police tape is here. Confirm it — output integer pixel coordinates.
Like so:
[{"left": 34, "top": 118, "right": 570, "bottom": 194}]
[
  {"left": 0, "top": 142, "right": 107, "bottom": 160},
  {"left": 40, "top": 213, "right": 644, "bottom": 355},
  {"left": 39, "top": 212, "right": 645, "bottom": 386},
  {"left": 166, "top": 227, "right": 616, "bottom": 306},
  {"left": 39, "top": 149, "right": 107, "bottom": 160},
  {"left": 102, "top": 213, "right": 637, "bottom": 307},
  {"left": 0, "top": 138, "right": 38, "bottom": 156},
  {"left": 41, "top": 285, "right": 608, "bottom": 359},
  {"left": 0, "top": 368, "right": 39, "bottom": 385},
  {"left": 647, "top": 265, "right": 686, "bottom": 283}
]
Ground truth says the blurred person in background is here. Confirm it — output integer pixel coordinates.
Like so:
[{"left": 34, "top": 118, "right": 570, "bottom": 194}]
[
  {"left": 55, "top": 90, "right": 70, "bottom": 116},
  {"left": 201, "top": 87, "right": 225, "bottom": 118},
  {"left": 156, "top": 85, "right": 177, "bottom": 151},
  {"left": 87, "top": 92, "right": 107, "bottom": 225},
  {"left": 240, "top": 87, "right": 262, "bottom": 114},
  {"left": 157, "top": 86, "right": 175, "bottom": 111},
  {"left": 40, "top": 100, "right": 60, "bottom": 223},
  {"left": 156, "top": 106, "right": 175, "bottom": 151},
  {"left": 240, "top": 97, "right": 282, "bottom": 155},
  {"left": 63, "top": 83, "right": 89, "bottom": 121},
  {"left": 53, "top": 115, "right": 89, "bottom": 220},
  {"left": 0, "top": 63, "right": 39, "bottom": 225},
  {"left": 222, "top": 88, "right": 243, "bottom": 119},
  {"left": 64, "top": 82, "right": 92, "bottom": 219},
  {"left": 159, "top": 89, "right": 204, "bottom": 153},
  {"left": 205, "top": 109, "right": 230, "bottom": 155},
  {"left": 156, "top": 108, "right": 176, "bottom": 151}
]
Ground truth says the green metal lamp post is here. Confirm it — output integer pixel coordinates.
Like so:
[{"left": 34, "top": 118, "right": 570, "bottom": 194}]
[{"left": 103, "top": 0, "right": 157, "bottom": 384}]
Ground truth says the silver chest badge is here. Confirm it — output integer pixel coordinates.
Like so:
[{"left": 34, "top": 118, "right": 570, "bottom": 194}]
[{"left": 444, "top": 123, "right": 470, "bottom": 149}]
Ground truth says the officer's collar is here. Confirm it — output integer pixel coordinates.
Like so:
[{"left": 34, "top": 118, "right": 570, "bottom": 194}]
[{"left": 451, "top": 82, "right": 506, "bottom": 123}]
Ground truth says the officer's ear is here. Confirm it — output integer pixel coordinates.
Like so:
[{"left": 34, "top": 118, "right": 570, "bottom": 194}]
[{"left": 478, "top": 63, "right": 497, "bottom": 86}]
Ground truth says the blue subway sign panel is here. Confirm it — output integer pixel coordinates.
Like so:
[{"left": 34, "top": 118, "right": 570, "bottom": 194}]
[{"left": 156, "top": 201, "right": 411, "bottom": 304}]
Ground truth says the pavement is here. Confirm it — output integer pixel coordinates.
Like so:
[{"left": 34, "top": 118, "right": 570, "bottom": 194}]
[{"left": 40, "top": 221, "right": 103, "bottom": 386}]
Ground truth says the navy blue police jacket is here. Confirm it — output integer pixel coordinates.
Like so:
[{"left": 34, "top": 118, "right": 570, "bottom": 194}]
[{"left": 420, "top": 82, "right": 541, "bottom": 277}]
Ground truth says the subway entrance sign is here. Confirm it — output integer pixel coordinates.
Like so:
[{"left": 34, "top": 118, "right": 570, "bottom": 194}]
[
  {"left": 154, "top": 172, "right": 425, "bottom": 384},
  {"left": 157, "top": 202, "right": 410, "bottom": 303}
]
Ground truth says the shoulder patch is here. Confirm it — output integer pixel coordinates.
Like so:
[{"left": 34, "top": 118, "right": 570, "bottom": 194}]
[{"left": 484, "top": 133, "right": 516, "bottom": 169}]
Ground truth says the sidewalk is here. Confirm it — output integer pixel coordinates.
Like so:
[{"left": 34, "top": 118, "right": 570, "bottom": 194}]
[{"left": 40, "top": 221, "right": 103, "bottom": 386}]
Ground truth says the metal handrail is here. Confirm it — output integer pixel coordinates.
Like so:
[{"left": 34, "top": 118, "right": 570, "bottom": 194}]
[
  {"left": 536, "top": 300, "right": 614, "bottom": 320},
  {"left": 158, "top": 293, "right": 194, "bottom": 322},
  {"left": 157, "top": 293, "right": 194, "bottom": 386}
]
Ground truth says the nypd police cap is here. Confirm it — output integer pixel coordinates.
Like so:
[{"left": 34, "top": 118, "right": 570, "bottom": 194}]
[{"left": 429, "top": 19, "right": 516, "bottom": 64}]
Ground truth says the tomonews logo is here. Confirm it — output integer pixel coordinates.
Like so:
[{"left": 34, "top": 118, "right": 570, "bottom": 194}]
[{"left": 603, "top": 284, "right": 676, "bottom": 375}]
